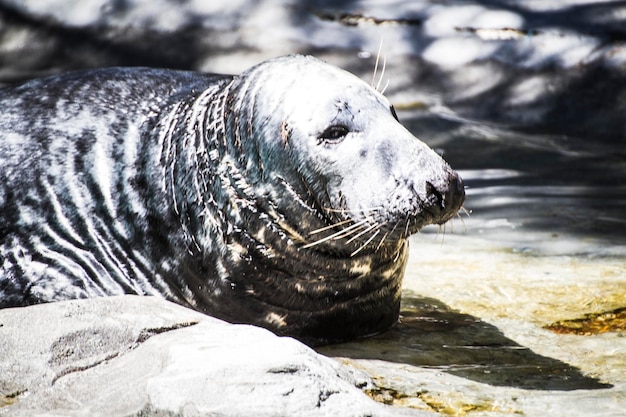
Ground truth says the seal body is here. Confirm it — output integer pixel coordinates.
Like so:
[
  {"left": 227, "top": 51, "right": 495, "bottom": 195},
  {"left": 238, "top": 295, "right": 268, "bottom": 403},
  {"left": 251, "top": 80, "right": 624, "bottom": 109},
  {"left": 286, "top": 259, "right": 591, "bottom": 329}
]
[{"left": 0, "top": 55, "right": 464, "bottom": 345}]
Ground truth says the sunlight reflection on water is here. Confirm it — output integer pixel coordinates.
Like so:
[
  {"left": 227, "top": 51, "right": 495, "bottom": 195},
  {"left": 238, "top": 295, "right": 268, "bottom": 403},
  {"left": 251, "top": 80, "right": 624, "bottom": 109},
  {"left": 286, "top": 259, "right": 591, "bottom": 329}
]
[{"left": 402, "top": 108, "right": 626, "bottom": 257}]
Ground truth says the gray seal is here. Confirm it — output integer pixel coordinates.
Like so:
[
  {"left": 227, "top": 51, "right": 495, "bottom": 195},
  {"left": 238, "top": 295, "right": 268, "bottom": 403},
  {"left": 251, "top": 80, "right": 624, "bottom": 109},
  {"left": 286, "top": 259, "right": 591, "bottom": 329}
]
[{"left": 0, "top": 55, "right": 464, "bottom": 345}]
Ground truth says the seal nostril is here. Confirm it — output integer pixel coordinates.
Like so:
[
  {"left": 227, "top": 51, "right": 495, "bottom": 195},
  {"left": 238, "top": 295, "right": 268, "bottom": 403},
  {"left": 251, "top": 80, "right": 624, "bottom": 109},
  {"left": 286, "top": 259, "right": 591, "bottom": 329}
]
[
  {"left": 425, "top": 172, "right": 465, "bottom": 222},
  {"left": 425, "top": 181, "right": 444, "bottom": 210},
  {"left": 447, "top": 172, "right": 466, "bottom": 212}
]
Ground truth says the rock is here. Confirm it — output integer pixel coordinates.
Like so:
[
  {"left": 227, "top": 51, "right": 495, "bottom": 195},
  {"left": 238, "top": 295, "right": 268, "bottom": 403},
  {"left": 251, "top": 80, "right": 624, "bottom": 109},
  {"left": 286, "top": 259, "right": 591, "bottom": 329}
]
[{"left": 0, "top": 296, "right": 426, "bottom": 416}]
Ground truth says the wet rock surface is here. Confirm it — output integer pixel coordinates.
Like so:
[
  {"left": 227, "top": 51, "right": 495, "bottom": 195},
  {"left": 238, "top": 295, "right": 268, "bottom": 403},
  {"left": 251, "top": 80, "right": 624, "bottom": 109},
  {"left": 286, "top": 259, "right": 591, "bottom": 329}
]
[
  {"left": 0, "top": 296, "right": 422, "bottom": 416},
  {"left": 1, "top": 1, "right": 625, "bottom": 416}
]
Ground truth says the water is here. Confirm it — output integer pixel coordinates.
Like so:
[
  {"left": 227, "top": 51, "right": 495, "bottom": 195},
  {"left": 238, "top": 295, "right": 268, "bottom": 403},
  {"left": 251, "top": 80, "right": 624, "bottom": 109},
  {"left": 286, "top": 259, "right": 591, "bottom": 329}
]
[{"left": 405, "top": 108, "right": 626, "bottom": 257}]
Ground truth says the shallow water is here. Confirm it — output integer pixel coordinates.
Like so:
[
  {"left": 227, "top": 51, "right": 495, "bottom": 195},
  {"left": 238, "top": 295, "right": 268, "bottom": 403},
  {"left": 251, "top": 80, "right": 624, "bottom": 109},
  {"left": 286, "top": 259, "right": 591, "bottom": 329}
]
[{"left": 405, "top": 108, "right": 626, "bottom": 257}]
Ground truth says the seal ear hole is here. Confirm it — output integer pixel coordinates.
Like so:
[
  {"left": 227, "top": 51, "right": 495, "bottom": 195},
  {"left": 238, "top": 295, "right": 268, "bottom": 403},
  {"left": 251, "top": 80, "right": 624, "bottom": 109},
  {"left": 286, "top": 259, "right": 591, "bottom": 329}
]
[
  {"left": 390, "top": 105, "right": 399, "bottom": 121},
  {"left": 318, "top": 125, "right": 349, "bottom": 144}
]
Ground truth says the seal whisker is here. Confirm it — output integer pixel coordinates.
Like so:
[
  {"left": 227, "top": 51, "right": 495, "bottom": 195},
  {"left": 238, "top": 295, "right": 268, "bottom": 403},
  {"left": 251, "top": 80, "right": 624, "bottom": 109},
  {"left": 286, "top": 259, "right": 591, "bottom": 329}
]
[
  {"left": 375, "top": 54, "right": 387, "bottom": 92},
  {"left": 379, "top": 78, "right": 391, "bottom": 96},
  {"left": 323, "top": 206, "right": 383, "bottom": 214},
  {"left": 389, "top": 221, "right": 400, "bottom": 236},
  {"left": 371, "top": 37, "right": 384, "bottom": 88},
  {"left": 351, "top": 229, "right": 381, "bottom": 257},
  {"left": 327, "top": 220, "right": 371, "bottom": 241},
  {"left": 301, "top": 219, "right": 369, "bottom": 249},
  {"left": 436, "top": 223, "right": 446, "bottom": 244},
  {"left": 308, "top": 218, "right": 355, "bottom": 235},
  {"left": 345, "top": 222, "right": 379, "bottom": 244},
  {"left": 393, "top": 246, "right": 403, "bottom": 262},
  {"left": 456, "top": 209, "right": 468, "bottom": 232},
  {"left": 375, "top": 231, "right": 389, "bottom": 251}
]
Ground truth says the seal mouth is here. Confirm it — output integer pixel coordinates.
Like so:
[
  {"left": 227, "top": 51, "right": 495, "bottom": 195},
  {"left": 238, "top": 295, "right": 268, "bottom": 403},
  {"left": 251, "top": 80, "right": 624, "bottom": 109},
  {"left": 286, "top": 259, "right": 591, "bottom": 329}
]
[
  {"left": 302, "top": 169, "right": 465, "bottom": 255},
  {"left": 364, "top": 169, "right": 466, "bottom": 239},
  {"left": 397, "top": 171, "right": 466, "bottom": 236}
]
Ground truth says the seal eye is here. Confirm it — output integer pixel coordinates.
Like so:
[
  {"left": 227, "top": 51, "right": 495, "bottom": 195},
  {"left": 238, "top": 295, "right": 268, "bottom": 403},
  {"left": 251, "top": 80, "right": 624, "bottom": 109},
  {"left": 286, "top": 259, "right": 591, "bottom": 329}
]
[{"left": 319, "top": 125, "right": 349, "bottom": 144}]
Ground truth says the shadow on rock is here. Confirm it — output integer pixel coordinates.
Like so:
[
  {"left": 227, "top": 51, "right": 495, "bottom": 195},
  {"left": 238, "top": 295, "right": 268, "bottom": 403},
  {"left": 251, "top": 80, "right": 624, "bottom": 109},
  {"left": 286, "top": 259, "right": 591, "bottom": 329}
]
[{"left": 318, "top": 293, "right": 612, "bottom": 391}]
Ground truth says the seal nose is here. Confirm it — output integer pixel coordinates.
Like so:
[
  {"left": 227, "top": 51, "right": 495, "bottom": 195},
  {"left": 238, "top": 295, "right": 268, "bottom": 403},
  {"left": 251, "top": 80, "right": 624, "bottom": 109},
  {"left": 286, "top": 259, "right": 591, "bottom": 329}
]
[
  {"left": 447, "top": 170, "right": 466, "bottom": 213},
  {"left": 427, "top": 169, "right": 465, "bottom": 224}
]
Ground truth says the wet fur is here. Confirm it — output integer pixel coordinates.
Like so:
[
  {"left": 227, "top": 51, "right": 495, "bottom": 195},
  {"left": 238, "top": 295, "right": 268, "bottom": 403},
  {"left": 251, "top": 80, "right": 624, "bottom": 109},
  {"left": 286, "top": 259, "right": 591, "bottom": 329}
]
[{"left": 0, "top": 55, "right": 464, "bottom": 345}]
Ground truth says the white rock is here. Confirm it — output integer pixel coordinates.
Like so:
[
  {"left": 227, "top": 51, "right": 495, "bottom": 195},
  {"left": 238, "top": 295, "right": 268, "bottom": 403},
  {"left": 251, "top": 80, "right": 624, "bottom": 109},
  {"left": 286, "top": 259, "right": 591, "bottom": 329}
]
[{"left": 0, "top": 296, "right": 427, "bottom": 416}]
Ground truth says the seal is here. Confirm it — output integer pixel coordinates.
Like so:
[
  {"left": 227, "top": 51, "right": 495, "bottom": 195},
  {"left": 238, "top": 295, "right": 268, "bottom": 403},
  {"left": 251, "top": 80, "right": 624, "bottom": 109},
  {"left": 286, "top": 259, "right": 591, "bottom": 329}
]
[{"left": 0, "top": 55, "right": 464, "bottom": 345}]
